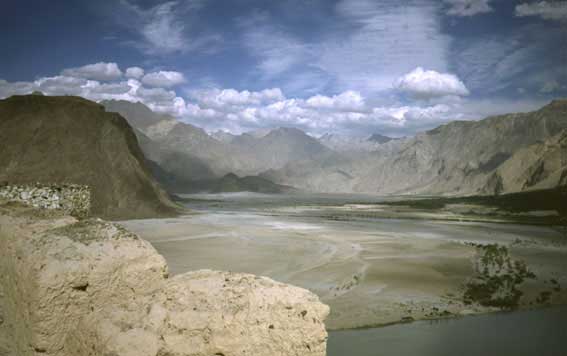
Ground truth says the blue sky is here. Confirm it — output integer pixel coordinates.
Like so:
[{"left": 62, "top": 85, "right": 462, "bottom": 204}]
[{"left": 1, "top": 0, "right": 566, "bottom": 136}]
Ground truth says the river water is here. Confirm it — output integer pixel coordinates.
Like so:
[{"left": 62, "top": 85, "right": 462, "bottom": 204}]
[{"left": 328, "top": 306, "right": 567, "bottom": 356}]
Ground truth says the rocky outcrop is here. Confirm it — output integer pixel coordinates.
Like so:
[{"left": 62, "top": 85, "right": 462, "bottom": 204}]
[
  {"left": 67, "top": 270, "right": 328, "bottom": 356},
  {"left": 0, "top": 95, "right": 179, "bottom": 220},
  {"left": 0, "top": 183, "right": 90, "bottom": 218},
  {"left": 0, "top": 202, "right": 329, "bottom": 356},
  {"left": 492, "top": 129, "right": 567, "bottom": 194}
]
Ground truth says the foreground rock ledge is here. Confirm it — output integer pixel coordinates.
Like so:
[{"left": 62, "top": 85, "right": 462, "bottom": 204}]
[{"left": 0, "top": 202, "right": 329, "bottom": 356}]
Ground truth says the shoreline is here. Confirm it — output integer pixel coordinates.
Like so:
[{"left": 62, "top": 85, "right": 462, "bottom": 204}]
[{"left": 326, "top": 302, "right": 567, "bottom": 331}]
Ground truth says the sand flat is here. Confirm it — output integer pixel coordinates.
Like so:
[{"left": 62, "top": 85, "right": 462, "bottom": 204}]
[{"left": 120, "top": 194, "right": 567, "bottom": 330}]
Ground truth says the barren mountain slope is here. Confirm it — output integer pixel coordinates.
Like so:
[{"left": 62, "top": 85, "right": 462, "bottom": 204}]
[
  {"left": 0, "top": 95, "right": 179, "bottom": 219},
  {"left": 493, "top": 129, "right": 567, "bottom": 194},
  {"left": 266, "top": 100, "right": 567, "bottom": 195}
]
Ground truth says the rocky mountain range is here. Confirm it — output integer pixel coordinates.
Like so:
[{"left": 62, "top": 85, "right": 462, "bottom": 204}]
[
  {"left": 0, "top": 94, "right": 563, "bottom": 208},
  {"left": 101, "top": 99, "right": 567, "bottom": 196},
  {"left": 265, "top": 100, "right": 567, "bottom": 195},
  {"left": 102, "top": 100, "right": 339, "bottom": 188},
  {"left": 0, "top": 95, "right": 179, "bottom": 219},
  {"left": 318, "top": 133, "right": 397, "bottom": 153}
]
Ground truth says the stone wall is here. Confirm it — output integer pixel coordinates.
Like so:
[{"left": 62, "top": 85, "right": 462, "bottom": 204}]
[
  {"left": 0, "top": 183, "right": 90, "bottom": 218},
  {"left": 0, "top": 203, "right": 329, "bottom": 356}
]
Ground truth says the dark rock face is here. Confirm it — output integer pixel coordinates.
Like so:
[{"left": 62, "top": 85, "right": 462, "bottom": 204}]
[{"left": 0, "top": 95, "right": 179, "bottom": 219}]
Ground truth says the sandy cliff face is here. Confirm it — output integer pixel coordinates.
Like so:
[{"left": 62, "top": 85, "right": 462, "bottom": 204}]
[
  {"left": 0, "top": 95, "right": 178, "bottom": 219},
  {"left": 67, "top": 270, "right": 329, "bottom": 356},
  {"left": 0, "top": 201, "right": 329, "bottom": 356}
]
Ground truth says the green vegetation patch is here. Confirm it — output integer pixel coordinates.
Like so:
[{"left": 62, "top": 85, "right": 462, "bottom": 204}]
[
  {"left": 463, "top": 243, "right": 536, "bottom": 309},
  {"left": 384, "top": 188, "right": 566, "bottom": 215},
  {"left": 378, "top": 188, "right": 567, "bottom": 225}
]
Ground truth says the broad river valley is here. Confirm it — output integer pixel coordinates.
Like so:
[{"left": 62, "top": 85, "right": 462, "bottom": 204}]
[{"left": 120, "top": 193, "right": 567, "bottom": 355}]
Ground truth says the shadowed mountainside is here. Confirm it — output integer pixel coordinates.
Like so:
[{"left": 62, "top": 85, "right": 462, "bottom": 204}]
[
  {"left": 0, "top": 95, "right": 179, "bottom": 219},
  {"left": 178, "top": 172, "right": 295, "bottom": 194}
]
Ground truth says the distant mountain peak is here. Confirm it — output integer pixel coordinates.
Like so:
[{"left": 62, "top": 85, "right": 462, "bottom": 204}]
[
  {"left": 247, "top": 128, "right": 272, "bottom": 138},
  {"left": 367, "top": 133, "right": 394, "bottom": 144},
  {"left": 269, "top": 127, "right": 306, "bottom": 135}
]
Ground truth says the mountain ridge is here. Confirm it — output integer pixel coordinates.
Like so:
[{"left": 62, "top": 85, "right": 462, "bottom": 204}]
[
  {"left": 101, "top": 98, "right": 567, "bottom": 197},
  {"left": 265, "top": 99, "right": 567, "bottom": 195},
  {"left": 0, "top": 95, "right": 179, "bottom": 219}
]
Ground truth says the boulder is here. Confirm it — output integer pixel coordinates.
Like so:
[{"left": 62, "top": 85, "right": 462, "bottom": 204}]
[
  {"left": 0, "top": 203, "right": 329, "bottom": 356},
  {"left": 67, "top": 270, "right": 329, "bottom": 356}
]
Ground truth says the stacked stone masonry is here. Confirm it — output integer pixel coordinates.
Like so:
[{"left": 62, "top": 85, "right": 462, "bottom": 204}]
[{"left": 0, "top": 183, "right": 90, "bottom": 218}]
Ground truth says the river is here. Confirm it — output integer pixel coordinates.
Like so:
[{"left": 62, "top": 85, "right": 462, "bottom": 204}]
[{"left": 328, "top": 305, "right": 567, "bottom": 356}]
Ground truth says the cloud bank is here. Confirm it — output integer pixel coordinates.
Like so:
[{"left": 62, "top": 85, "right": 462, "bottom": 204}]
[
  {"left": 141, "top": 71, "right": 186, "bottom": 88},
  {"left": 0, "top": 61, "right": 548, "bottom": 137}
]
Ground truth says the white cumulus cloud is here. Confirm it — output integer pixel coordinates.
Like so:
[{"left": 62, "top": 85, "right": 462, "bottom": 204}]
[
  {"left": 395, "top": 67, "right": 470, "bottom": 98},
  {"left": 305, "top": 91, "right": 366, "bottom": 112},
  {"left": 189, "top": 88, "right": 285, "bottom": 109},
  {"left": 2, "top": 61, "right": 547, "bottom": 137},
  {"left": 125, "top": 66, "right": 145, "bottom": 79},
  {"left": 61, "top": 62, "right": 122, "bottom": 81},
  {"left": 141, "top": 71, "right": 186, "bottom": 88}
]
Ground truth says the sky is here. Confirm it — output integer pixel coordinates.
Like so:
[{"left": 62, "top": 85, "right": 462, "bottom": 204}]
[{"left": 1, "top": 0, "right": 566, "bottom": 137}]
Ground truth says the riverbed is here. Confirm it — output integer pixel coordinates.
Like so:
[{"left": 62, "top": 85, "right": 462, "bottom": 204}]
[{"left": 121, "top": 192, "right": 567, "bottom": 332}]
